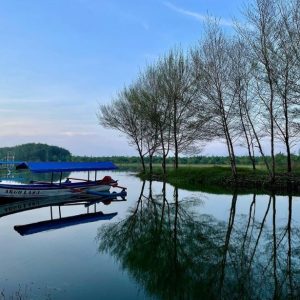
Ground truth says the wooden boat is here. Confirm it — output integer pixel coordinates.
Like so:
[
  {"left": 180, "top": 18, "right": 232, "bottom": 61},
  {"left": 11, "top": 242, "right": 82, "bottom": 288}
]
[{"left": 0, "top": 161, "right": 126, "bottom": 199}]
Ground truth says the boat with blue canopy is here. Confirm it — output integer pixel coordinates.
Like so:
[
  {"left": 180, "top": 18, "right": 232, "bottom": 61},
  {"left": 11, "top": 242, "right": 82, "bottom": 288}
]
[
  {"left": 0, "top": 161, "right": 126, "bottom": 199},
  {"left": 16, "top": 161, "right": 118, "bottom": 172}
]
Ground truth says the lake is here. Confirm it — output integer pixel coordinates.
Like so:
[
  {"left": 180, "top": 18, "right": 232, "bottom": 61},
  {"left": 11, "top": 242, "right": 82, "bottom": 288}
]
[{"left": 0, "top": 171, "right": 300, "bottom": 299}]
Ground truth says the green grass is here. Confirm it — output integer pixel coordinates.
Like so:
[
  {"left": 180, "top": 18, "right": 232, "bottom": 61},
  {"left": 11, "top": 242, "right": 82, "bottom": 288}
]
[
  {"left": 115, "top": 162, "right": 300, "bottom": 194},
  {"left": 138, "top": 165, "right": 300, "bottom": 195}
]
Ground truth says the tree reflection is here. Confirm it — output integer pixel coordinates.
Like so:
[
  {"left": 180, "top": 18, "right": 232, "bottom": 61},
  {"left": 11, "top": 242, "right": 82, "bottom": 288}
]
[{"left": 97, "top": 182, "right": 300, "bottom": 299}]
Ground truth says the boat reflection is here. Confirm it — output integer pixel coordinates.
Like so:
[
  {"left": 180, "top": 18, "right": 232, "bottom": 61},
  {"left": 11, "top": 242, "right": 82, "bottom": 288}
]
[
  {"left": 0, "top": 192, "right": 126, "bottom": 236},
  {"left": 97, "top": 180, "right": 300, "bottom": 300},
  {"left": 14, "top": 211, "right": 118, "bottom": 236}
]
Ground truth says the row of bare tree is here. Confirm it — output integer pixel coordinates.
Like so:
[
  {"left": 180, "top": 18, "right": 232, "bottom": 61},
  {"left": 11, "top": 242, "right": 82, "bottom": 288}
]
[{"left": 98, "top": 0, "right": 300, "bottom": 181}]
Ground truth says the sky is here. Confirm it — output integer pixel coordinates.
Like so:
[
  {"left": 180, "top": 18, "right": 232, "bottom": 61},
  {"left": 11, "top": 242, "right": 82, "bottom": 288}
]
[{"left": 0, "top": 0, "right": 245, "bottom": 156}]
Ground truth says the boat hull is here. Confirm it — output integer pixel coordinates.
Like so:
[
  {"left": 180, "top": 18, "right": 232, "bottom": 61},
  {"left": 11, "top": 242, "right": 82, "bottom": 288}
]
[{"left": 0, "top": 182, "right": 112, "bottom": 199}]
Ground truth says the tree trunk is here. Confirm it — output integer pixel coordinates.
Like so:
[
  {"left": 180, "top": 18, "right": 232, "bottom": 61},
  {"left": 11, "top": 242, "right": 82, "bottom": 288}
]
[
  {"left": 286, "top": 139, "right": 292, "bottom": 173},
  {"left": 159, "top": 127, "right": 167, "bottom": 175},
  {"left": 173, "top": 97, "right": 179, "bottom": 169},
  {"left": 220, "top": 97, "right": 237, "bottom": 178},
  {"left": 162, "top": 156, "right": 167, "bottom": 175},
  {"left": 239, "top": 97, "right": 256, "bottom": 170},
  {"left": 244, "top": 100, "right": 272, "bottom": 176},
  {"left": 284, "top": 95, "right": 292, "bottom": 173},
  {"left": 136, "top": 146, "right": 145, "bottom": 173},
  {"left": 270, "top": 94, "right": 276, "bottom": 183},
  {"left": 263, "top": 33, "right": 276, "bottom": 182},
  {"left": 149, "top": 154, "right": 153, "bottom": 175},
  {"left": 224, "top": 129, "right": 237, "bottom": 178},
  {"left": 140, "top": 155, "right": 146, "bottom": 173},
  {"left": 228, "top": 137, "right": 237, "bottom": 178}
]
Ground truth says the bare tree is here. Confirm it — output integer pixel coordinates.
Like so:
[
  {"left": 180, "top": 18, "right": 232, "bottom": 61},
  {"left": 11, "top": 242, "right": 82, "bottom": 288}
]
[
  {"left": 133, "top": 62, "right": 173, "bottom": 175},
  {"left": 136, "top": 65, "right": 165, "bottom": 174},
  {"left": 158, "top": 48, "right": 203, "bottom": 169},
  {"left": 272, "top": 0, "right": 300, "bottom": 173},
  {"left": 238, "top": 0, "right": 300, "bottom": 175},
  {"left": 239, "top": 0, "right": 279, "bottom": 181},
  {"left": 278, "top": 0, "right": 300, "bottom": 61},
  {"left": 98, "top": 85, "right": 148, "bottom": 172},
  {"left": 228, "top": 39, "right": 257, "bottom": 170},
  {"left": 192, "top": 21, "right": 238, "bottom": 177}
]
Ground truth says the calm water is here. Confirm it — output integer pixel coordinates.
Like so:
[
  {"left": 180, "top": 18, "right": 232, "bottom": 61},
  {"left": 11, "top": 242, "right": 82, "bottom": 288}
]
[{"left": 0, "top": 171, "right": 300, "bottom": 299}]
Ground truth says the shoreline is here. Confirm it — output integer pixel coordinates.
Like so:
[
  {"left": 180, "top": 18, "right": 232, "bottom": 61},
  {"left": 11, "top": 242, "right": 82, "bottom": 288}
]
[{"left": 138, "top": 166, "right": 300, "bottom": 195}]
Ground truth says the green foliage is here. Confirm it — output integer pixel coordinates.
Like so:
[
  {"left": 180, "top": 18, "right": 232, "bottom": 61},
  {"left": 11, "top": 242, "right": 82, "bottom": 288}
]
[
  {"left": 72, "top": 154, "right": 300, "bottom": 169},
  {"left": 0, "top": 143, "right": 72, "bottom": 162},
  {"left": 139, "top": 166, "right": 300, "bottom": 195},
  {"left": 71, "top": 155, "right": 142, "bottom": 163}
]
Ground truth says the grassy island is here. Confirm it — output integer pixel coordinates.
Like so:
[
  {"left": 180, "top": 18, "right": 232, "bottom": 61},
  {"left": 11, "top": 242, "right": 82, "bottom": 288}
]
[{"left": 139, "top": 165, "right": 300, "bottom": 195}]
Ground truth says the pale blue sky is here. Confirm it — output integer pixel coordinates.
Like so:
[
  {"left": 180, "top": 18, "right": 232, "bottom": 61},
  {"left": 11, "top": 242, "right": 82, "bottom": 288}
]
[{"left": 0, "top": 0, "right": 244, "bottom": 156}]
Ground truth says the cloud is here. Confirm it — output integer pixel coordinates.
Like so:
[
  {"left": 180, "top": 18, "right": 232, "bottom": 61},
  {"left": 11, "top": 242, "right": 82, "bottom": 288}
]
[
  {"left": 58, "top": 131, "right": 98, "bottom": 137},
  {"left": 163, "top": 1, "right": 234, "bottom": 27}
]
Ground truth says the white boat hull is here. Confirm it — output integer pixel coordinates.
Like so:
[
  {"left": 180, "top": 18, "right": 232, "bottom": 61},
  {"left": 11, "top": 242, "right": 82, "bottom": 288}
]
[{"left": 0, "top": 183, "right": 112, "bottom": 199}]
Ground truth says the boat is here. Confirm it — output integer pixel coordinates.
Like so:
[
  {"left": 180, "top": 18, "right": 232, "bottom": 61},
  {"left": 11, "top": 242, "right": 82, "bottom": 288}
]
[
  {"left": 0, "top": 191, "right": 126, "bottom": 235},
  {"left": 0, "top": 161, "right": 126, "bottom": 199}
]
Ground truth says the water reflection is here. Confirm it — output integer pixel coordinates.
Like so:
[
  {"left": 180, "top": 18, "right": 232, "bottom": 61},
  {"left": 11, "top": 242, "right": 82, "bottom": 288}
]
[
  {"left": 0, "top": 194, "right": 125, "bottom": 236},
  {"left": 97, "top": 181, "right": 300, "bottom": 300}
]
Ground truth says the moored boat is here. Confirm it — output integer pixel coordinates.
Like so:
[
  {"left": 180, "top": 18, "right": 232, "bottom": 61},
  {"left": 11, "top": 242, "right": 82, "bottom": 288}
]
[{"left": 0, "top": 161, "right": 126, "bottom": 199}]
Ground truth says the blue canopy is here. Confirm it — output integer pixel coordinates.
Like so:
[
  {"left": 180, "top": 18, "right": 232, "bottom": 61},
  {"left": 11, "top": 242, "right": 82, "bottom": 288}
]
[{"left": 16, "top": 161, "right": 118, "bottom": 173}]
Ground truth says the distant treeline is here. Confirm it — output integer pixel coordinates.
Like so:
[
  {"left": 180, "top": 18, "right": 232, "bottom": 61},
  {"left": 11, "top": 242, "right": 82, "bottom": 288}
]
[
  {"left": 1, "top": 143, "right": 299, "bottom": 169},
  {"left": 72, "top": 153, "right": 300, "bottom": 167},
  {"left": 0, "top": 143, "right": 71, "bottom": 162}
]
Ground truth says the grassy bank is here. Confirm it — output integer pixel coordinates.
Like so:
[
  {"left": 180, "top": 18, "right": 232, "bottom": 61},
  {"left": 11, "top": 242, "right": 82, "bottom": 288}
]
[{"left": 138, "top": 165, "right": 300, "bottom": 194}]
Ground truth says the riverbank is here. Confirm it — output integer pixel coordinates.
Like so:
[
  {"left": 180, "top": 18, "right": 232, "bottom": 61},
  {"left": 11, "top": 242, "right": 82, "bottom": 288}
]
[{"left": 138, "top": 166, "right": 300, "bottom": 195}]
